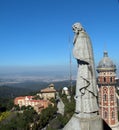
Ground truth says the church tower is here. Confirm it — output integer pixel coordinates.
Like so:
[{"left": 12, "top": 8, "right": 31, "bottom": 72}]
[{"left": 97, "top": 51, "right": 119, "bottom": 129}]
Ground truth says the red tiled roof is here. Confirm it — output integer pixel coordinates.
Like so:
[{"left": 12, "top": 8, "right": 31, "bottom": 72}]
[
  {"left": 14, "top": 96, "right": 33, "bottom": 100},
  {"left": 41, "top": 87, "right": 56, "bottom": 93},
  {"left": 15, "top": 97, "right": 24, "bottom": 100},
  {"left": 26, "top": 96, "right": 33, "bottom": 98}
]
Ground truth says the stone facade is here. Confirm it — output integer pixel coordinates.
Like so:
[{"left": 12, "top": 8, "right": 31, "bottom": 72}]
[
  {"left": 14, "top": 96, "right": 51, "bottom": 113},
  {"left": 39, "top": 84, "right": 56, "bottom": 100}
]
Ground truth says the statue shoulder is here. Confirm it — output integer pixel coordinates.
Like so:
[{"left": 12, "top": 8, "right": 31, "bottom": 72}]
[{"left": 79, "top": 31, "right": 90, "bottom": 39}]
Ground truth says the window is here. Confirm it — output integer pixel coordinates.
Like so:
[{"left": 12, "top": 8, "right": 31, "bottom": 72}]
[
  {"left": 104, "top": 111, "right": 107, "bottom": 118},
  {"left": 103, "top": 94, "right": 107, "bottom": 101},
  {"left": 104, "top": 77, "right": 106, "bottom": 82},
  {"left": 112, "top": 111, "right": 114, "bottom": 119},
  {"left": 110, "top": 77, "right": 113, "bottom": 82}
]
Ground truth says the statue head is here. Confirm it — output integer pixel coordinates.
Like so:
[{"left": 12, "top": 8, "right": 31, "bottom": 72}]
[{"left": 72, "top": 22, "right": 84, "bottom": 34}]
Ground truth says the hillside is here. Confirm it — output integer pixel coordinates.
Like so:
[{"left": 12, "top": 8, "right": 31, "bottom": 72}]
[
  {"left": 0, "top": 80, "right": 76, "bottom": 98},
  {"left": 0, "top": 86, "right": 32, "bottom": 98}
]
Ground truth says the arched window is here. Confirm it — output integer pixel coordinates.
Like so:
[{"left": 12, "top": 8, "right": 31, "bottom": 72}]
[
  {"left": 110, "top": 77, "right": 113, "bottom": 82},
  {"left": 104, "top": 77, "right": 106, "bottom": 82},
  {"left": 112, "top": 111, "right": 114, "bottom": 119},
  {"left": 103, "top": 94, "right": 107, "bottom": 101},
  {"left": 104, "top": 111, "right": 107, "bottom": 118}
]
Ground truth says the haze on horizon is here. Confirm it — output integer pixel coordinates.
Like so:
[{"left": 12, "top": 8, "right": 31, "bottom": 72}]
[{"left": 0, "top": 0, "right": 119, "bottom": 79}]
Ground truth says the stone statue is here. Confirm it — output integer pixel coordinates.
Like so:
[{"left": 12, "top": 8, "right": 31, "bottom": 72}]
[
  {"left": 63, "top": 22, "right": 103, "bottom": 130},
  {"left": 72, "top": 22, "right": 98, "bottom": 116}
]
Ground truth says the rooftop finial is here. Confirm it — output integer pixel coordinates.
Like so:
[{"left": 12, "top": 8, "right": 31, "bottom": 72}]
[{"left": 104, "top": 51, "right": 108, "bottom": 57}]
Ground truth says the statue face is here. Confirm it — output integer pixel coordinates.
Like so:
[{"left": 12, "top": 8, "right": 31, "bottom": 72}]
[{"left": 72, "top": 23, "right": 83, "bottom": 33}]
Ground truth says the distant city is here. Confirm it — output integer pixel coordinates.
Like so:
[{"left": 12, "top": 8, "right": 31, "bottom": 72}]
[
  {"left": 0, "top": 64, "right": 118, "bottom": 86},
  {"left": 0, "top": 66, "right": 77, "bottom": 86}
]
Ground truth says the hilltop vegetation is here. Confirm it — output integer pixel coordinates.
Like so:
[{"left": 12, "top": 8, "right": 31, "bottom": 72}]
[
  {"left": 0, "top": 79, "right": 76, "bottom": 130},
  {"left": 0, "top": 98, "right": 58, "bottom": 130},
  {"left": 0, "top": 86, "right": 32, "bottom": 98},
  {"left": 3, "top": 79, "right": 119, "bottom": 129}
]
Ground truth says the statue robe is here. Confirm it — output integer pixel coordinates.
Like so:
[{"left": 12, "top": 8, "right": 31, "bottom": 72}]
[{"left": 73, "top": 30, "right": 98, "bottom": 114}]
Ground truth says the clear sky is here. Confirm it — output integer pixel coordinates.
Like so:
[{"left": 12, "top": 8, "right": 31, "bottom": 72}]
[{"left": 0, "top": 0, "right": 119, "bottom": 72}]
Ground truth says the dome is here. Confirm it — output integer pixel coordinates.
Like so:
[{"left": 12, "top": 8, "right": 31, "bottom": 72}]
[
  {"left": 63, "top": 87, "right": 68, "bottom": 91},
  {"left": 97, "top": 51, "right": 116, "bottom": 71}
]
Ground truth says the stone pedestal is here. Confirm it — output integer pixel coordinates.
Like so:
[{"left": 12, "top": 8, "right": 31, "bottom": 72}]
[{"left": 63, "top": 114, "right": 103, "bottom": 130}]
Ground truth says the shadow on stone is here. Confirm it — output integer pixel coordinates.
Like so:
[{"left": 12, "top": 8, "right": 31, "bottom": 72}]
[{"left": 103, "top": 119, "right": 112, "bottom": 130}]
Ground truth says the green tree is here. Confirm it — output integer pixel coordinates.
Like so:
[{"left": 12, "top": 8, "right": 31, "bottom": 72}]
[
  {"left": 0, "top": 109, "right": 39, "bottom": 130},
  {"left": 38, "top": 104, "right": 57, "bottom": 129},
  {"left": 14, "top": 104, "right": 20, "bottom": 111}
]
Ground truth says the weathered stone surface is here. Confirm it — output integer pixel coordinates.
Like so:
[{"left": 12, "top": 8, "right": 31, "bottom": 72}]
[
  {"left": 63, "top": 114, "right": 103, "bottom": 130},
  {"left": 62, "top": 22, "right": 103, "bottom": 130},
  {"left": 72, "top": 22, "right": 98, "bottom": 115}
]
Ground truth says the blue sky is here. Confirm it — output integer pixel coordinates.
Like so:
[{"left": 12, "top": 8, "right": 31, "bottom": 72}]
[{"left": 0, "top": 0, "right": 119, "bottom": 72}]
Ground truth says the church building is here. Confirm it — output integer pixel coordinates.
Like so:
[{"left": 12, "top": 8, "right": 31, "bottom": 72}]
[{"left": 97, "top": 51, "right": 119, "bottom": 130}]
